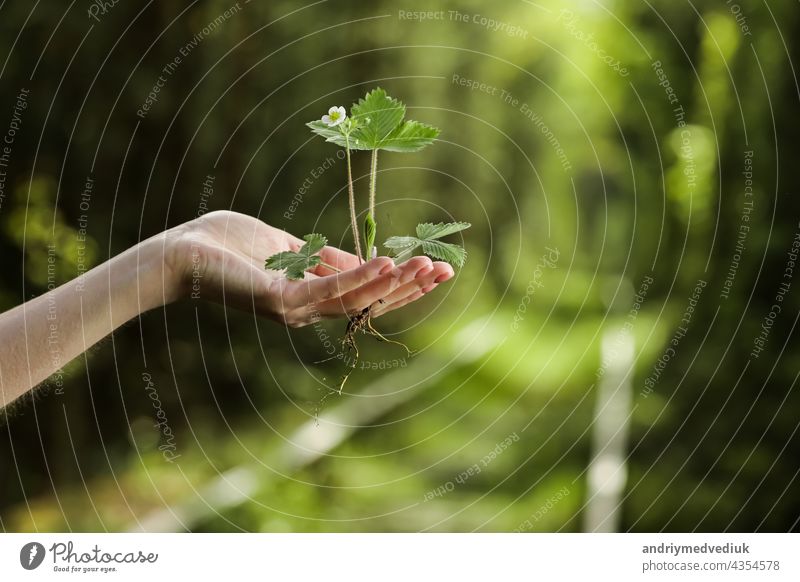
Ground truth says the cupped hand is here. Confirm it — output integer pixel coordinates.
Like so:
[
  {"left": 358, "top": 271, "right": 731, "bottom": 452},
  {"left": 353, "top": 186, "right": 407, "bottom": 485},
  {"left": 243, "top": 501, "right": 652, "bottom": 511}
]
[{"left": 166, "top": 211, "right": 454, "bottom": 327}]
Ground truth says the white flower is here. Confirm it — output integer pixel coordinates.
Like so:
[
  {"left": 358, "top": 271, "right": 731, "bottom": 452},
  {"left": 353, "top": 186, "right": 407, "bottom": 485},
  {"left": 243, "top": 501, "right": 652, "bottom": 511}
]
[{"left": 321, "top": 106, "right": 347, "bottom": 127}]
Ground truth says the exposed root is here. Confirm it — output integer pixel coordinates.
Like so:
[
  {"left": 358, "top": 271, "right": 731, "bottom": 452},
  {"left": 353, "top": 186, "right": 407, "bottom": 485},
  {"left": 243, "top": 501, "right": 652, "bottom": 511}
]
[
  {"left": 312, "top": 305, "right": 413, "bottom": 423},
  {"left": 334, "top": 305, "right": 412, "bottom": 394}
]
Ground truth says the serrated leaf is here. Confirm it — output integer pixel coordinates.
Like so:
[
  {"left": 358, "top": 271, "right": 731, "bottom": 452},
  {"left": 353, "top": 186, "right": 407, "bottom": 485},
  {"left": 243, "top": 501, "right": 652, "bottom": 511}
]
[
  {"left": 364, "top": 214, "right": 377, "bottom": 259},
  {"left": 350, "top": 88, "right": 406, "bottom": 149},
  {"left": 383, "top": 222, "right": 471, "bottom": 268},
  {"left": 307, "top": 89, "right": 440, "bottom": 152},
  {"left": 420, "top": 239, "right": 467, "bottom": 267},
  {"left": 265, "top": 233, "right": 327, "bottom": 280},
  {"left": 306, "top": 120, "right": 349, "bottom": 149},
  {"left": 379, "top": 120, "right": 440, "bottom": 152},
  {"left": 383, "top": 236, "right": 419, "bottom": 253},
  {"left": 416, "top": 221, "right": 471, "bottom": 240}
]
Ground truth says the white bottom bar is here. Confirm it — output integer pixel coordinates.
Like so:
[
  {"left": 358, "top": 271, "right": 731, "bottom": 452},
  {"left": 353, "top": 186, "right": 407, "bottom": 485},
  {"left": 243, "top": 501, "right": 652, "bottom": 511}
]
[{"left": 1, "top": 533, "right": 797, "bottom": 581}]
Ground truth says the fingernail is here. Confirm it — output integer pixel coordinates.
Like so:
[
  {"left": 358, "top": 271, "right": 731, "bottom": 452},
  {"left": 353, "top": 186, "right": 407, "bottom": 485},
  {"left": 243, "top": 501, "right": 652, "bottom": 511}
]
[
  {"left": 378, "top": 260, "right": 395, "bottom": 275},
  {"left": 434, "top": 273, "right": 452, "bottom": 284}
]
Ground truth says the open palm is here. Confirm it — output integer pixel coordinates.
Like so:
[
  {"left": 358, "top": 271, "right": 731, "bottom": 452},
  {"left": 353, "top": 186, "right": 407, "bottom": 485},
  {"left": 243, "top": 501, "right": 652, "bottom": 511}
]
[{"left": 168, "top": 211, "right": 454, "bottom": 327}]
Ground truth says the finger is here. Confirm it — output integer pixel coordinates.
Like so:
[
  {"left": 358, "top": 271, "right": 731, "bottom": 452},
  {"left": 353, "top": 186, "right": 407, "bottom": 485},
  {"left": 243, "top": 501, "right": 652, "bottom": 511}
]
[
  {"left": 366, "top": 270, "right": 436, "bottom": 307},
  {"left": 312, "top": 245, "right": 363, "bottom": 276},
  {"left": 372, "top": 279, "right": 443, "bottom": 317},
  {"left": 370, "top": 262, "right": 454, "bottom": 317},
  {"left": 313, "top": 256, "right": 433, "bottom": 316},
  {"left": 372, "top": 289, "right": 425, "bottom": 318},
  {"left": 283, "top": 256, "right": 394, "bottom": 307},
  {"left": 373, "top": 262, "right": 451, "bottom": 305},
  {"left": 431, "top": 261, "right": 455, "bottom": 283}
]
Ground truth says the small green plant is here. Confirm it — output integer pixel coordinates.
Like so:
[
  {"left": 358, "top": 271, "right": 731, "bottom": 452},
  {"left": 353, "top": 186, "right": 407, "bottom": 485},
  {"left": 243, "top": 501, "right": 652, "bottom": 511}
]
[
  {"left": 266, "top": 87, "right": 470, "bottom": 392},
  {"left": 264, "top": 234, "right": 340, "bottom": 280},
  {"left": 384, "top": 222, "right": 471, "bottom": 267}
]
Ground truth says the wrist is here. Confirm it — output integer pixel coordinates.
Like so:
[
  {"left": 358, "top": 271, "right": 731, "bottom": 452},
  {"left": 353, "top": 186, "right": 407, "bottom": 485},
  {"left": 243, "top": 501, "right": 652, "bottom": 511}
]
[{"left": 134, "top": 230, "right": 186, "bottom": 310}]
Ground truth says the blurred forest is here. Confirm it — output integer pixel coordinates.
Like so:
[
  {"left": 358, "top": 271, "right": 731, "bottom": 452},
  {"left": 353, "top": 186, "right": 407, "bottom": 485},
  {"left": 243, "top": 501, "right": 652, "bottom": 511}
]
[{"left": 0, "top": 0, "right": 798, "bottom": 532}]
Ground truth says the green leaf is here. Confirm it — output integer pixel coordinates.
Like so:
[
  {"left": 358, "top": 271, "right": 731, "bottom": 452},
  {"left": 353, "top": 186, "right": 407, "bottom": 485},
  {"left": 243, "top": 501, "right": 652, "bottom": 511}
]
[
  {"left": 364, "top": 214, "right": 377, "bottom": 259},
  {"left": 265, "top": 233, "right": 327, "bottom": 280},
  {"left": 420, "top": 239, "right": 467, "bottom": 266},
  {"left": 382, "top": 236, "right": 418, "bottom": 253},
  {"left": 348, "top": 88, "right": 440, "bottom": 152},
  {"left": 306, "top": 120, "right": 349, "bottom": 149},
  {"left": 350, "top": 88, "right": 406, "bottom": 149},
  {"left": 384, "top": 222, "right": 471, "bottom": 268},
  {"left": 416, "top": 221, "right": 471, "bottom": 239},
  {"left": 379, "top": 120, "right": 440, "bottom": 152},
  {"left": 307, "top": 89, "right": 440, "bottom": 152}
]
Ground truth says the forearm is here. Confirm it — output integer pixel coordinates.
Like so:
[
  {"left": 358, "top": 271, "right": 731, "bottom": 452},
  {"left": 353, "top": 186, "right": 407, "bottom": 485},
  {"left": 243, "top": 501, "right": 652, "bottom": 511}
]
[
  {"left": 0, "top": 210, "right": 451, "bottom": 407},
  {"left": 0, "top": 235, "right": 179, "bottom": 406}
]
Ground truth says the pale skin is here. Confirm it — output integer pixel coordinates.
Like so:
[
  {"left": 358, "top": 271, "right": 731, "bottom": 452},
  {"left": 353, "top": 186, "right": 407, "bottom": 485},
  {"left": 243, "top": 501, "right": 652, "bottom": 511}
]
[{"left": 0, "top": 210, "right": 454, "bottom": 407}]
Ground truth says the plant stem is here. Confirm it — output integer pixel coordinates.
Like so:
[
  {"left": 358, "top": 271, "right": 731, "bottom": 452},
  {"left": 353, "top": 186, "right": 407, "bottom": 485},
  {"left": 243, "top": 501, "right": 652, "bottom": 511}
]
[
  {"left": 367, "top": 149, "right": 379, "bottom": 260},
  {"left": 344, "top": 133, "right": 363, "bottom": 263},
  {"left": 319, "top": 261, "right": 342, "bottom": 274},
  {"left": 368, "top": 148, "right": 378, "bottom": 219}
]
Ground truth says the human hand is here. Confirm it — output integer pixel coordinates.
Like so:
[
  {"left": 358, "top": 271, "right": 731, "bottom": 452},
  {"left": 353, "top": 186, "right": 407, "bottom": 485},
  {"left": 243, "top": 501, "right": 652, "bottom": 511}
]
[{"left": 165, "top": 211, "right": 454, "bottom": 327}]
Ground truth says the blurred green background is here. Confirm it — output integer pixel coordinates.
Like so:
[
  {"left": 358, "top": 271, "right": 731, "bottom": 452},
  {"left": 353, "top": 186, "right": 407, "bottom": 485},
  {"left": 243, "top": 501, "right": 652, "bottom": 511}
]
[{"left": 1, "top": 0, "right": 798, "bottom": 532}]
